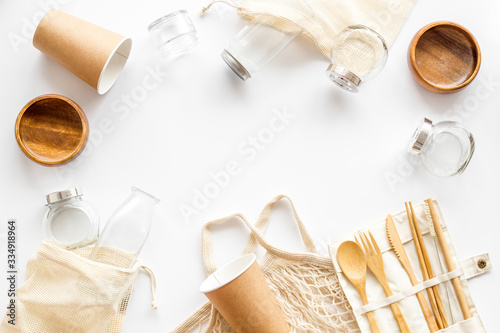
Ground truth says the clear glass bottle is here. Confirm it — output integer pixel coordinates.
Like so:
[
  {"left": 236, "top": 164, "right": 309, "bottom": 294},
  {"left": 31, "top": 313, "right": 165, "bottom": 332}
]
[
  {"left": 222, "top": 17, "right": 301, "bottom": 80},
  {"left": 409, "top": 118, "right": 475, "bottom": 177},
  {"left": 89, "top": 187, "right": 160, "bottom": 268},
  {"left": 326, "top": 25, "right": 388, "bottom": 93},
  {"left": 42, "top": 187, "right": 99, "bottom": 250},
  {"left": 148, "top": 10, "right": 199, "bottom": 58}
]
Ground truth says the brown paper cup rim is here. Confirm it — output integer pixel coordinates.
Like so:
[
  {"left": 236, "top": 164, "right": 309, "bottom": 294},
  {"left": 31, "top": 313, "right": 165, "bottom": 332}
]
[
  {"left": 97, "top": 37, "right": 132, "bottom": 94},
  {"left": 200, "top": 254, "right": 256, "bottom": 293}
]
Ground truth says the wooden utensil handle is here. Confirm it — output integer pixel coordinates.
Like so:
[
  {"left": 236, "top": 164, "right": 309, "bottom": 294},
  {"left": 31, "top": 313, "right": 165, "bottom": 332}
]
[
  {"left": 426, "top": 199, "right": 472, "bottom": 320},
  {"left": 416, "top": 290, "right": 440, "bottom": 332},
  {"left": 366, "top": 311, "right": 380, "bottom": 333},
  {"left": 427, "top": 286, "right": 444, "bottom": 330},
  {"left": 389, "top": 302, "right": 411, "bottom": 333},
  {"left": 433, "top": 285, "right": 449, "bottom": 328}
]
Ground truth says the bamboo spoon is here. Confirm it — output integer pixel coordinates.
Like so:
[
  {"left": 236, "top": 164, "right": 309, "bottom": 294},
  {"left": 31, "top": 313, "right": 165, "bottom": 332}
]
[
  {"left": 407, "top": 202, "right": 448, "bottom": 328},
  {"left": 337, "top": 241, "right": 380, "bottom": 333}
]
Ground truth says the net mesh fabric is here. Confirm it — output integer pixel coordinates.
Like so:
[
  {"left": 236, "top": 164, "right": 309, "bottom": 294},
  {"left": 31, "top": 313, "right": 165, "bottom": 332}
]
[
  {"left": 206, "top": 256, "right": 359, "bottom": 333},
  {"left": 209, "top": 0, "right": 415, "bottom": 59},
  {"left": 172, "top": 195, "right": 361, "bottom": 333},
  {"left": 1, "top": 241, "right": 140, "bottom": 333}
]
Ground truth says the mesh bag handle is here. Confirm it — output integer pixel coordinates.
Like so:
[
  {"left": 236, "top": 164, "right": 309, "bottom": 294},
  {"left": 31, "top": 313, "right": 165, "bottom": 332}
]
[
  {"left": 172, "top": 195, "right": 353, "bottom": 333},
  {"left": 202, "top": 194, "right": 322, "bottom": 276}
]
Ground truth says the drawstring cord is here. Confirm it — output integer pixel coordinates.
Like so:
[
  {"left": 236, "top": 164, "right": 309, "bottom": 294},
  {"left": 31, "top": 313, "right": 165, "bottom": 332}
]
[
  {"left": 141, "top": 265, "right": 159, "bottom": 309},
  {"left": 201, "top": 0, "right": 239, "bottom": 15}
]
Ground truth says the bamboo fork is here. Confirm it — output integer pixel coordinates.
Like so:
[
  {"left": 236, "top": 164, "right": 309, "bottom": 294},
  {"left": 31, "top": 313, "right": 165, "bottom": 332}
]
[
  {"left": 406, "top": 202, "right": 448, "bottom": 329},
  {"left": 356, "top": 232, "right": 411, "bottom": 333}
]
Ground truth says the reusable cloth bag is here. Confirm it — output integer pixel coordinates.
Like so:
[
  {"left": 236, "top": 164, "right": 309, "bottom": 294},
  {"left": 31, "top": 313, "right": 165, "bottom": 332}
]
[
  {"left": 203, "top": 0, "right": 416, "bottom": 58},
  {"left": 171, "top": 195, "right": 359, "bottom": 332},
  {"left": 0, "top": 241, "right": 158, "bottom": 333}
]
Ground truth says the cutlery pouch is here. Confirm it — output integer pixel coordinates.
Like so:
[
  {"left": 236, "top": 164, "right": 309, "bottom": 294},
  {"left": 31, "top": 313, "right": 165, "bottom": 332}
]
[
  {"left": 329, "top": 200, "right": 491, "bottom": 333},
  {"left": 0, "top": 240, "right": 158, "bottom": 333}
]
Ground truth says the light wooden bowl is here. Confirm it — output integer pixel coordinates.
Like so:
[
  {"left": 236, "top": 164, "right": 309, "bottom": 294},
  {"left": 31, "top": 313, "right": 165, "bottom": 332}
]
[
  {"left": 15, "top": 94, "right": 89, "bottom": 166},
  {"left": 408, "top": 21, "right": 481, "bottom": 94}
]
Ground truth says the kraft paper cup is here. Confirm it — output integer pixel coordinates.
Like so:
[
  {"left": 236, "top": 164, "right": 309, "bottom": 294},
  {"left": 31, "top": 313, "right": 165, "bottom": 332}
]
[
  {"left": 200, "top": 254, "right": 290, "bottom": 333},
  {"left": 33, "top": 9, "right": 132, "bottom": 95}
]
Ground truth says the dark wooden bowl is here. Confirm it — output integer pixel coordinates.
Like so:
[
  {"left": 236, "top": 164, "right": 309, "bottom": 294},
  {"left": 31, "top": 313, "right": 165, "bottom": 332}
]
[
  {"left": 15, "top": 94, "right": 89, "bottom": 166},
  {"left": 408, "top": 21, "right": 481, "bottom": 94}
]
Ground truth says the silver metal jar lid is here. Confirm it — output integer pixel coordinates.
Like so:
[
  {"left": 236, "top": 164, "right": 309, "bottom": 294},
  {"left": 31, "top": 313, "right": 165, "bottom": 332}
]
[
  {"left": 221, "top": 49, "right": 251, "bottom": 81},
  {"left": 326, "top": 64, "right": 362, "bottom": 93},
  {"left": 409, "top": 118, "right": 433, "bottom": 153},
  {"left": 46, "top": 187, "right": 83, "bottom": 205}
]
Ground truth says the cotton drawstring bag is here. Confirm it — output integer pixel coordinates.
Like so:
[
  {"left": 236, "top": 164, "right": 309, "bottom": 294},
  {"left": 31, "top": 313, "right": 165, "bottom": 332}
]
[
  {"left": 171, "top": 195, "right": 359, "bottom": 332},
  {"left": 202, "top": 0, "right": 416, "bottom": 59},
  {"left": 0, "top": 240, "right": 158, "bottom": 333}
]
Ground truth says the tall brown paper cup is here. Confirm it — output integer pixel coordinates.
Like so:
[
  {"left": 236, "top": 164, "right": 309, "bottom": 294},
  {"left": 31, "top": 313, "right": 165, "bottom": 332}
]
[
  {"left": 33, "top": 9, "right": 132, "bottom": 95},
  {"left": 200, "top": 254, "right": 290, "bottom": 333}
]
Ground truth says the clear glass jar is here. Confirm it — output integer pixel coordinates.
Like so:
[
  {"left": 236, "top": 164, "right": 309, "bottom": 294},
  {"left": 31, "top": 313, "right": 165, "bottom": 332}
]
[
  {"left": 148, "top": 10, "right": 198, "bottom": 58},
  {"left": 409, "top": 118, "right": 475, "bottom": 177},
  {"left": 326, "top": 25, "right": 388, "bottom": 93},
  {"left": 221, "top": 17, "right": 301, "bottom": 81},
  {"left": 89, "top": 187, "right": 159, "bottom": 268},
  {"left": 42, "top": 187, "right": 99, "bottom": 250}
]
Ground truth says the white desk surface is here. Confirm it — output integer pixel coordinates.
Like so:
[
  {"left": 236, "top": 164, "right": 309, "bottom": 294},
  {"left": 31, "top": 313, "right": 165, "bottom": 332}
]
[{"left": 0, "top": 0, "right": 498, "bottom": 332}]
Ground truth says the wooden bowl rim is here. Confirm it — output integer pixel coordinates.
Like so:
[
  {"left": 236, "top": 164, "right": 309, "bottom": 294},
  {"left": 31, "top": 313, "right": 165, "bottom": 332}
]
[
  {"left": 15, "top": 94, "right": 89, "bottom": 166},
  {"left": 409, "top": 21, "right": 481, "bottom": 92}
]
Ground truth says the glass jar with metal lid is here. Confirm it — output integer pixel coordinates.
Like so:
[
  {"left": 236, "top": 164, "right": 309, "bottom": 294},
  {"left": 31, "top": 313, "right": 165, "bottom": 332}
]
[
  {"left": 42, "top": 187, "right": 99, "bottom": 250},
  {"left": 326, "top": 25, "right": 388, "bottom": 93},
  {"left": 221, "top": 16, "right": 301, "bottom": 81},
  {"left": 409, "top": 118, "right": 475, "bottom": 177}
]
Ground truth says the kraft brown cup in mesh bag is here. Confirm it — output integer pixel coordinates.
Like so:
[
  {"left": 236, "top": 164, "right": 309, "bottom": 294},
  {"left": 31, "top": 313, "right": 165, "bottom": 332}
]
[{"left": 171, "top": 195, "right": 359, "bottom": 333}]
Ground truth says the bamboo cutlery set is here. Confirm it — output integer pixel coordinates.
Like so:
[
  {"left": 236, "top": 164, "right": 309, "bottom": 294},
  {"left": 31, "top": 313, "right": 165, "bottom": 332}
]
[{"left": 331, "top": 199, "right": 489, "bottom": 333}]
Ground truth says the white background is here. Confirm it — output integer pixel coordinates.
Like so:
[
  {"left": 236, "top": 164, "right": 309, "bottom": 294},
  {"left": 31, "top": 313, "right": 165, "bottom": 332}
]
[{"left": 0, "top": 0, "right": 498, "bottom": 332}]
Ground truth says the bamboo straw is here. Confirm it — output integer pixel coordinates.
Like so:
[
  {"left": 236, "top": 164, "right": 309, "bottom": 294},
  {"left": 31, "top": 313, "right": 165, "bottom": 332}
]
[{"left": 425, "top": 199, "right": 472, "bottom": 320}]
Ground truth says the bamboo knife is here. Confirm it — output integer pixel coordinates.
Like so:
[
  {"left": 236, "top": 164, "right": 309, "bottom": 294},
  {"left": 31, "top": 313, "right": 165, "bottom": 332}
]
[{"left": 386, "top": 214, "right": 439, "bottom": 333}]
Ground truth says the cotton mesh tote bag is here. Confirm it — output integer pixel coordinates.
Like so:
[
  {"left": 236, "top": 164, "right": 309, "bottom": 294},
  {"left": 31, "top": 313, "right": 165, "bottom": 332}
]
[
  {"left": 172, "top": 195, "right": 359, "bottom": 332},
  {"left": 1, "top": 241, "right": 157, "bottom": 333}
]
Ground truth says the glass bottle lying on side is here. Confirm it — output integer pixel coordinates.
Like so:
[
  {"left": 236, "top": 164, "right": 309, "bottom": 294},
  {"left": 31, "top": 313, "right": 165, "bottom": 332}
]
[
  {"left": 409, "top": 118, "right": 475, "bottom": 177},
  {"left": 89, "top": 187, "right": 160, "bottom": 268},
  {"left": 326, "top": 25, "right": 388, "bottom": 93},
  {"left": 222, "top": 16, "right": 301, "bottom": 81}
]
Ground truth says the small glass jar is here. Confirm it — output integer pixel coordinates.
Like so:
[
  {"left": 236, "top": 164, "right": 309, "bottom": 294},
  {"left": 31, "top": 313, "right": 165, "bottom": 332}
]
[
  {"left": 42, "top": 187, "right": 99, "bottom": 250},
  {"left": 326, "top": 25, "right": 388, "bottom": 93},
  {"left": 409, "top": 118, "right": 475, "bottom": 177},
  {"left": 148, "top": 10, "right": 198, "bottom": 58},
  {"left": 222, "top": 17, "right": 301, "bottom": 81}
]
